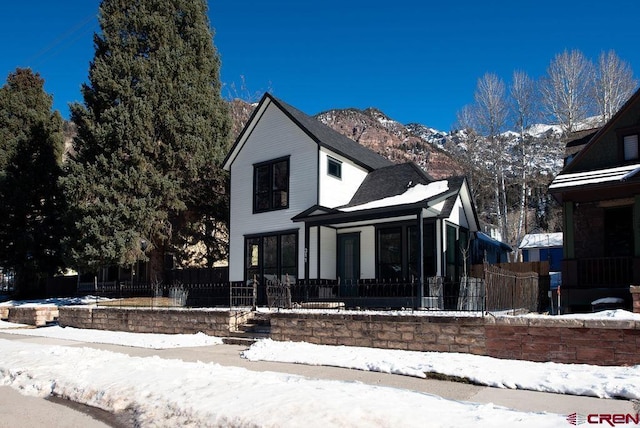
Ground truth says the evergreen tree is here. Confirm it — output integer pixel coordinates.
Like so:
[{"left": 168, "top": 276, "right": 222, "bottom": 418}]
[
  {"left": 63, "top": 0, "right": 231, "bottom": 276},
  {"left": 0, "top": 68, "right": 66, "bottom": 297}
]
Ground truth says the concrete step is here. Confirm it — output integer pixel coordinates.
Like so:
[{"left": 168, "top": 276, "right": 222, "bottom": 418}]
[
  {"left": 223, "top": 330, "right": 270, "bottom": 346},
  {"left": 222, "top": 336, "right": 258, "bottom": 346}
]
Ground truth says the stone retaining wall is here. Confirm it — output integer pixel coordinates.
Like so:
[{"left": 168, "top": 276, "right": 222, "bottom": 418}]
[
  {"left": 58, "top": 306, "right": 251, "bottom": 337},
  {"left": 270, "top": 312, "right": 640, "bottom": 366},
  {"left": 485, "top": 317, "right": 640, "bottom": 366},
  {"left": 270, "top": 313, "right": 487, "bottom": 354},
  {"left": 4, "top": 306, "right": 59, "bottom": 326}
]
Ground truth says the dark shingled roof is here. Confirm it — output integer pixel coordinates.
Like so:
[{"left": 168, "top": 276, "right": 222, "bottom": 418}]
[
  {"left": 343, "top": 162, "right": 435, "bottom": 207},
  {"left": 268, "top": 94, "right": 393, "bottom": 171}
]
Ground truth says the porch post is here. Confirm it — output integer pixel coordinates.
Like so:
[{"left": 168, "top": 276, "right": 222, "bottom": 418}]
[
  {"left": 417, "top": 209, "right": 424, "bottom": 306},
  {"left": 304, "top": 223, "right": 310, "bottom": 280}
]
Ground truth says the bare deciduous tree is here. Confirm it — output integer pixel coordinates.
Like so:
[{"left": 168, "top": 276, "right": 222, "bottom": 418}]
[
  {"left": 510, "top": 71, "right": 537, "bottom": 258},
  {"left": 453, "top": 105, "right": 489, "bottom": 209},
  {"left": 541, "top": 49, "right": 595, "bottom": 133},
  {"left": 594, "top": 50, "right": 638, "bottom": 123},
  {"left": 473, "top": 73, "right": 509, "bottom": 244}
]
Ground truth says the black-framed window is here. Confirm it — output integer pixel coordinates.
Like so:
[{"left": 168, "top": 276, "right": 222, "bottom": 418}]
[
  {"left": 254, "top": 157, "right": 289, "bottom": 213},
  {"left": 327, "top": 157, "right": 342, "bottom": 179},
  {"left": 377, "top": 223, "right": 436, "bottom": 280},
  {"left": 244, "top": 231, "right": 298, "bottom": 284}
]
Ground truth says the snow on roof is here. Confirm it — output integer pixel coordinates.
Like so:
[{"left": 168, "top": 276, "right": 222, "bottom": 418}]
[
  {"left": 340, "top": 181, "right": 449, "bottom": 212},
  {"left": 549, "top": 163, "right": 640, "bottom": 190},
  {"left": 519, "top": 232, "right": 563, "bottom": 249}
]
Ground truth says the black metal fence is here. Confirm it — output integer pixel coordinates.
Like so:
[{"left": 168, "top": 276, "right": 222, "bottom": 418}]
[
  {"left": 89, "top": 281, "right": 233, "bottom": 308},
  {"left": 0, "top": 268, "right": 14, "bottom": 294},
  {"left": 261, "top": 277, "right": 486, "bottom": 312},
  {"left": 54, "top": 265, "right": 539, "bottom": 314}
]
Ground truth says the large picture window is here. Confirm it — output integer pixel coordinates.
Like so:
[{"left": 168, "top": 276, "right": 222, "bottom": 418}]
[
  {"left": 244, "top": 231, "right": 298, "bottom": 285},
  {"left": 254, "top": 157, "right": 289, "bottom": 213}
]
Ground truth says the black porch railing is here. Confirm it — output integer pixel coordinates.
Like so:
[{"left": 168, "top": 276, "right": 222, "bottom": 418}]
[{"left": 266, "top": 277, "right": 487, "bottom": 312}]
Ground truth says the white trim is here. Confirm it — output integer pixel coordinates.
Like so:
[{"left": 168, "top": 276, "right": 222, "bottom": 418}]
[{"left": 549, "top": 163, "right": 640, "bottom": 190}]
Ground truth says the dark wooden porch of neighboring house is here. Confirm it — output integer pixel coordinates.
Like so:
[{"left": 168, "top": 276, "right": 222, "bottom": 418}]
[{"left": 561, "top": 257, "right": 639, "bottom": 311}]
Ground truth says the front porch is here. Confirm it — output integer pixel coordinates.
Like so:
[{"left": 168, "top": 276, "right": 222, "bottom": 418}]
[{"left": 561, "top": 256, "right": 640, "bottom": 311}]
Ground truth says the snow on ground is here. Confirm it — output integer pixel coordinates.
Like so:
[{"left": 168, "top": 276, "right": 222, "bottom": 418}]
[
  {"left": 0, "top": 338, "right": 565, "bottom": 427},
  {"left": 0, "top": 319, "right": 29, "bottom": 329},
  {"left": 243, "top": 339, "right": 640, "bottom": 400},
  {"left": 521, "top": 309, "right": 640, "bottom": 321},
  {"left": 0, "top": 300, "right": 638, "bottom": 426},
  {"left": 0, "top": 325, "right": 223, "bottom": 348}
]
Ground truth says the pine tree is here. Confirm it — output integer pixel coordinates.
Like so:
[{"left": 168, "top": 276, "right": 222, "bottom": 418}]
[
  {"left": 63, "top": 0, "right": 231, "bottom": 276},
  {"left": 0, "top": 68, "right": 66, "bottom": 297}
]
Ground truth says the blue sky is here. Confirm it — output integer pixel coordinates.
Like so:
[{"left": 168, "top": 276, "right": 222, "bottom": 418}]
[{"left": 2, "top": 1, "right": 640, "bottom": 131}]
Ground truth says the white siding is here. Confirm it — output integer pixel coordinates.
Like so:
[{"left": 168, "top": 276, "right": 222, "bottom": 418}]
[
  {"left": 359, "top": 227, "right": 376, "bottom": 279},
  {"left": 308, "top": 227, "right": 318, "bottom": 278},
  {"left": 527, "top": 248, "right": 540, "bottom": 262},
  {"left": 319, "top": 226, "right": 337, "bottom": 279},
  {"left": 446, "top": 195, "right": 470, "bottom": 229},
  {"left": 435, "top": 219, "right": 444, "bottom": 276},
  {"left": 318, "top": 148, "right": 368, "bottom": 208},
  {"left": 228, "top": 102, "right": 318, "bottom": 280}
]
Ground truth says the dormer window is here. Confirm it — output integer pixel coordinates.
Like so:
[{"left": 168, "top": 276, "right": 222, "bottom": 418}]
[
  {"left": 254, "top": 157, "right": 289, "bottom": 213},
  {"left": 624, "top": 134, "right": 639, "bottom": 161},
  {"left": 327, "top": 157, "right": 342, "bottom": 179}
]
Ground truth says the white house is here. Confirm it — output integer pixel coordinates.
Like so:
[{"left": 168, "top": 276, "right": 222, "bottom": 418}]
[{"left": 222, "top": 93, "right": 480, "bottom": 306}]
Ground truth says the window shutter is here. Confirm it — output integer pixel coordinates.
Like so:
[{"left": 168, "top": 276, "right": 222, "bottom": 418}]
[{"left": 624, "top": 134, "right": 638, "bottom": 160}]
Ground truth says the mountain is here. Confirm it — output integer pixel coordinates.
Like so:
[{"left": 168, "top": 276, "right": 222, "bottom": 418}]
[{"left": 315, "top": 108, "right": 464, "bottom": 179}]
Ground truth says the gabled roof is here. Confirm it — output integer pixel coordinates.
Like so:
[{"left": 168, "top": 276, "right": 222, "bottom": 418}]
[
  {"left": 560, "top": 88, "right": 640, "bottom": 175},
  {"left": 223, "top": 93, "right": 393, "bottom": 172}
]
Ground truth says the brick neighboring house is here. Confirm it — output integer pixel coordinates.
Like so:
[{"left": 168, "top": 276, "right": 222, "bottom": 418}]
[
  {"left": 222, "top": 93, "right": 481, "bottom": 307},
  {"left": 549, "top": 88, "right": 640, "bottom": 312}
]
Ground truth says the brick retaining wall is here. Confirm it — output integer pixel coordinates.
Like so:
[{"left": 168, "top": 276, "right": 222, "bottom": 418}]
[
  {"left": 58, "top": 306, "right": 251, "bottom": 337},
  {"left": 270, "top": 312, "right": 640, "bottom": 366}
]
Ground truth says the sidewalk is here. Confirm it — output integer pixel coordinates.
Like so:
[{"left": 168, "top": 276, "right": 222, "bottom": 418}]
[{"left": 0, "top": 331, "right": 636, "bottom": 427}]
